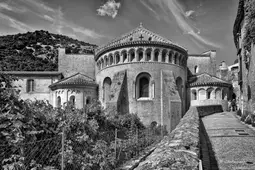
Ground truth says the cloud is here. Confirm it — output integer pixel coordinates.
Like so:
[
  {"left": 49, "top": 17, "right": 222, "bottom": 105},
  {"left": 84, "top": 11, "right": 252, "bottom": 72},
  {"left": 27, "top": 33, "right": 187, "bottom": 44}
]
[
  {"left": 140, "top": 0, "right": 160, "bottom": 20},
  {"left": 0, "top": 13, "right": 31, "bottom": 32},
  {"left": 0, "top": 2, "right": 27, "bottom": 13},
  {"left": 142, "top": 0, "right": 221, "bottom": 48},
  {"left": 185, "top": 10, "right": 195, "bottom": 18},
  {"left": 0, "top": 0, "right": 104, "bottom": 41},
  {"left": 97, "top": 0, "right": 121, "bottom": 18}
]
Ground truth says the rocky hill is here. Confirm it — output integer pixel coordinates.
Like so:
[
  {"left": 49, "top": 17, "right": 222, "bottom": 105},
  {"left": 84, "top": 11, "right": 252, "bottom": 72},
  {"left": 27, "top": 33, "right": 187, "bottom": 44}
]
[{"left": 0, "top": 30, "right": 97, "bottom": 71}]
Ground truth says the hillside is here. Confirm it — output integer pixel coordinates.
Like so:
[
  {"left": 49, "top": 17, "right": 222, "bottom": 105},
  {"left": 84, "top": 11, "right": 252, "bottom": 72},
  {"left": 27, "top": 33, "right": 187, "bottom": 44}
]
[{"left": 0, "top": 30, "right": 97, "bottom": 71}]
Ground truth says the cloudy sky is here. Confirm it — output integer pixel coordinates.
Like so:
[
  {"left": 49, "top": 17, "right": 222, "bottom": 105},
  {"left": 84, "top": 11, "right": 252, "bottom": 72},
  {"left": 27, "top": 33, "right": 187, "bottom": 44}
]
[{"left": 0, "top": 0, "right": 239, "bottom": 65}]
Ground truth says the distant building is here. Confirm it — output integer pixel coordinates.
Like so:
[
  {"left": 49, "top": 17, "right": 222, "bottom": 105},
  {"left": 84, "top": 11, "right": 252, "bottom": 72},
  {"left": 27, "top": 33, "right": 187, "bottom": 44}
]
[{"left": 4, "top": 24, "right": 233, "bottom": 133}]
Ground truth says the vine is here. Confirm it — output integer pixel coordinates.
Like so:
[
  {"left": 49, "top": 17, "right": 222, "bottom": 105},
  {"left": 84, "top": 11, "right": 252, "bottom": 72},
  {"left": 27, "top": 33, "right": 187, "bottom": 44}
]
[{"left": 243, "top": 0, "right": 255, "bottom": 52}]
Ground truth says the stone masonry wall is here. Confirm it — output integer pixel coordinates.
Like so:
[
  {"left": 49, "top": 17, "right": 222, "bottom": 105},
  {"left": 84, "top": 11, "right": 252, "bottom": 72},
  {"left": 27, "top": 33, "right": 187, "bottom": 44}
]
[
  {"left": 106, "top": 70, "right": 129, "bottom": 114},
  {"left": 58, "top": 48, "right": 95, "bottom": 79},
  {"left": 133, "top": 107, "right": 200, "bottom": 170}
]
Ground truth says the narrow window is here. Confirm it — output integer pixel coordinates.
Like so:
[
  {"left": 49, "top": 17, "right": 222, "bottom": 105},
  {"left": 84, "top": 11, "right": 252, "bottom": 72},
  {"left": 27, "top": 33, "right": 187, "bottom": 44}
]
[
  {"left": 57, "top": 96, "right": 61, "bottom": 108},
  {"left": 27, "top": 79, "right": 35, "bottom": 92},
  {"left": 139, "top": 77, "right": 149, "bottom": 97},
  {"left": 69, "top": 95, "right": 75, "bottom": 107},
  {"left": 194, "top": 66, "right": 198, "bottom": 73}
]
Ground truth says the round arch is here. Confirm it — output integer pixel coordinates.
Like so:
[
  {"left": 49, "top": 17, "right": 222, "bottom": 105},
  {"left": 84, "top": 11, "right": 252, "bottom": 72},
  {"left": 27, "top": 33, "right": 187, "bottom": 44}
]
[
  {"left": 135, "top": 72, "right": 152, "bottom": 98},
  {"left": 191, "top": 89, "right": 197, "bottom": 100},
  {"left": 176, "top": 77, "right": 183, "bottom": 99},
  {"left": 145, "top": 48, "right": 152, "bottom": 61},
  {"left": 198, "top": 88, "right": 206, "bottom": 100},
  {"left": 128, "top": 49, "right": 135, "bottom": 62},
  {"left": 103, "top": 77, "right": 112, "bottom": 102}
]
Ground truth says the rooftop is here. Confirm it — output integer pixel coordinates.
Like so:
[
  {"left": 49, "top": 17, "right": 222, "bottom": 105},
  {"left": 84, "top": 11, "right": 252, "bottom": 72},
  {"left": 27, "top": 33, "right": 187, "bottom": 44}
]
[
  {"left": 49, "top": 72, "right": 98, "bottom": 89},
  {"left": 95, "top": 23, "right": 187, "bottom": 60},
  {"left": 189, "top": 73, "right": 231, "bottom": 87}
]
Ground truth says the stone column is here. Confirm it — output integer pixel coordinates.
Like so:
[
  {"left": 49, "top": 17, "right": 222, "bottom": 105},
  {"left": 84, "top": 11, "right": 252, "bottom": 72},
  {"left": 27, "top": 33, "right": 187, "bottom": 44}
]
[
  {"left": 143, "top": 48, "right": 146, "bottom": 61},
  {"left": 166, "top": 51, "right": 170, "bottom": 63},
  {"left": 151, "top": 48, "right": 155, "bottom": 61},
  {"left": 159, "top": 49, "right": 162, "bottom": 62},
  {"left": 172, "top": 52, "right": 175, "bottom": 64},
  {"left": 135, "top": 48, "right": 138, "bottom": 61},
  {"left": 120, "top": 52, "right": 124, "bottom": 63},
  {"left": 66, "top": 89, "right": 68, "bottom": 105}
]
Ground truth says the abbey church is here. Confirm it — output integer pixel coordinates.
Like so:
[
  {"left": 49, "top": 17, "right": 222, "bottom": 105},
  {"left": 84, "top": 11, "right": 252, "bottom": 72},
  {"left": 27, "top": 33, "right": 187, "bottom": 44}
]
[{"left": 6, "top": 24, "right": 234, "bottom": 133}]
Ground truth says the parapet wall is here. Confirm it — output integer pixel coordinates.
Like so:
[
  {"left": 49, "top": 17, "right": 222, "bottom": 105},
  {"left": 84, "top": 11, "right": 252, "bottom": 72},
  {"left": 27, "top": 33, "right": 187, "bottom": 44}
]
[
  {"left": 132, "top": 107, "right": 201, "bottom": 169},
  {"left": 196, "top": 105, "right": 223, "bottom": 117}
]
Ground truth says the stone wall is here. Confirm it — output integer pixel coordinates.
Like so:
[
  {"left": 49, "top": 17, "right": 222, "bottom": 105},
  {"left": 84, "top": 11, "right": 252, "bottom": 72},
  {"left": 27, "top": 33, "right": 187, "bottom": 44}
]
[
  {"left": 132, "top": 107, "right": 201, "bottom": 170},
  {"left": 196, "top": 105, "right": 223, "bottom": 117},
  {"left": 52, "top": 87, "right": 98, "bottom": 108},
  {"left": 96, "top": 62, "right": 187, "bottom": 127},
  {"left": 58, "top": 48, "right": 95, "bottom": 79},
  {"left": 13, "top": 75, "right": 60, "bottom": 104},
  {"left": 187, "top": 50, "right": 217, "bottom": 76},
  {"left": 106, "top": 70, "right": 129, "bottom": 114},
  {"left": 235, "top": 0, "right": 255, "bottom": 124}
]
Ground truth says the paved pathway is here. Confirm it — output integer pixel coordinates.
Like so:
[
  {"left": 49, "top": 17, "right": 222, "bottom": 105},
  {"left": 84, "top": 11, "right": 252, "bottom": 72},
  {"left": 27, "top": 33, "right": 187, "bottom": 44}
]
[{"left": 202, "top": 112, "right": 255, "bottom": 170}]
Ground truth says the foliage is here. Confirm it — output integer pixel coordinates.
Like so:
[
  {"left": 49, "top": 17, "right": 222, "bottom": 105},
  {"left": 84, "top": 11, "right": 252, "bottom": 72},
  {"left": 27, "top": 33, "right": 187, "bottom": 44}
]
[
  {"left": 243, "top": 0, "right": 255, "bottom": 51},
  {"left": 0, "top": 30, "right": 97, "bottom": 71},
  {"left": 0, "top": 72, "right": 157, "bottom": 169}
]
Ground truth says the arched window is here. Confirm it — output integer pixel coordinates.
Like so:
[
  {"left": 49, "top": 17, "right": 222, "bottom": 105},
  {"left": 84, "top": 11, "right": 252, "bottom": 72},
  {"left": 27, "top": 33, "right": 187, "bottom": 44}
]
[
  {"left": 169, "top": 51, "right": 173, "bottom": 63},
  {"left": 191, "top": 89, "right": 197, "bottom": 100},
  {"left": 27, "top": 79, "right": 35, "bottom": 92},
  {"left": 101, "top": 59, "right": 104, "bottom": 68},
  {"left": 103, "top": 77, "right": 112, "bottom": 102},
  {"left": 146, "top": 49, "right": 151, "bottom": 61},
  {"left": 194, "top": 66, "right": 198, "bottom": 73},
  {"left": 57, "top": 96, "right": 61, "bottom": 108},
  {"left": 198, "top": 88, "right": 206, "bottom": 100},
  {"left": 136, "top": 73, "right": 151, "bottom": 98},
  {"left": 215, "top": 88, "right": 221, "bottom": 99},
  {"left": 174, "top": 53, "right": 178, "bottom": 64},
  {"left": 162, "top": 50, "right": 167, "bottom": 62},
  {"left": 138, "top": 49, "right": 143, "bottom": 61},
  {"left": 206, "top": 88, "right": 214, "bottom": 99},
  {"left": 222, "top": 88, "right": 227, "bottom": 100},
  {"left": 176, "top": 77, "right": 183, "bottom": 99},
  {"left": 122, "top": 51, "right": 127, "bottom": 63},
  {"left": 115, "top": 53, "right": 120, "bottom": 64},
  {"left": 105, "top": 57, "right": 109, "bottom": 66},
  {"left": 86, "top": 96, "right": 91, "bottom": 105},
  {"left": 109, "top": 55, "right": 113, "bottom": 65},
  {"left": 69, "top": 95, "right": 75, "bottom": 107},
  {"left": 129, "top": 49, "right": 135, "bottom": 62},
  {"left": 154, "top": 50, "right": 159, "bottom": 61}
]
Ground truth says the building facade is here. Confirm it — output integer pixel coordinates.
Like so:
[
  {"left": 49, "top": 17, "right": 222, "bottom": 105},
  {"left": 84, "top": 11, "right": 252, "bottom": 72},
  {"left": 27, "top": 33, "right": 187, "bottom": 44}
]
[
  {"left": 5, "top": 24, "right": 233, "bottom": 132},
  {"left": 233, "top": 0, "right": 255, "bottom": 122}
]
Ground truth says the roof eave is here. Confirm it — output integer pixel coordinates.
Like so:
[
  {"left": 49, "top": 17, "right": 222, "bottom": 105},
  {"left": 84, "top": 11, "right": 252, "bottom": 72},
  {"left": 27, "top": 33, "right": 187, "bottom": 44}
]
[{"left": 95, "top": 41, "right": 188, "bottom": 61}]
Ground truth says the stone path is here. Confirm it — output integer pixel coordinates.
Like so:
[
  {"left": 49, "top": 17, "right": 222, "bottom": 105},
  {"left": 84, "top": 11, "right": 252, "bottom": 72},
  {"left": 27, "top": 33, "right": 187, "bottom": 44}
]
[{"left": 202, "top": 112, "right": 255, "bottom": 170}]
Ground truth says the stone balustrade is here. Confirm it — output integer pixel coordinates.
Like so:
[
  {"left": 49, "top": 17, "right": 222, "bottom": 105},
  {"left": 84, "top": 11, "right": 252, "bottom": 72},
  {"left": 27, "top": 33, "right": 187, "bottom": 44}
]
[{"left": 96, "top": 47, "right": 187, "bottom": 71}]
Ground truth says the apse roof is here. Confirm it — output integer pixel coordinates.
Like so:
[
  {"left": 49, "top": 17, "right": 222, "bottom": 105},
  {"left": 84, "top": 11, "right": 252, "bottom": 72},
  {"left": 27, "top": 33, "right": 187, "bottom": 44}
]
[
  {"left": 49, "top": 72, "right": 97, "bottom": 89},
  {"left": 95, "top": 23, "right": 187, "bottom": 58},
  {"left": 189, "top": 73, "right": 232, "bottom": 87}
]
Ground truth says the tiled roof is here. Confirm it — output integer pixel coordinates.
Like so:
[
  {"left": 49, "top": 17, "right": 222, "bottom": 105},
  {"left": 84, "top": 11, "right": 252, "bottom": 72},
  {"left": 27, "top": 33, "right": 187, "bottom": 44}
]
[
  {"left": 2, "top": 71, "right": 62, "bottom": 76},
  {"left": 49, "top": 72, "right": 97, "bottom": 89},
  {"left": 95, "top": 23, "right": 187, "bottom": 59},
  {"left": 189, "top": 73, "right": 232, "bottom": 87}
]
